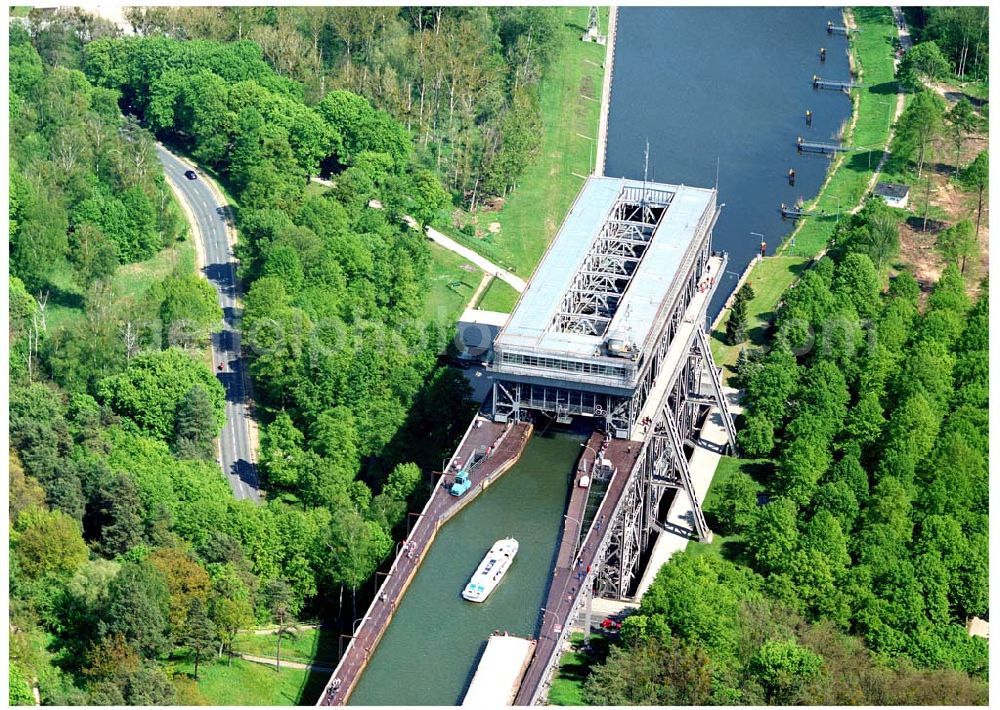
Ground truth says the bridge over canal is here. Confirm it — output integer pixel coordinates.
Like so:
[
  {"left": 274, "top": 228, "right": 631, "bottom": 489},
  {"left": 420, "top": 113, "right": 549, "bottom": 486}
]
[{"left": 318, "top": 176, "right": 737, "bottom": 706}]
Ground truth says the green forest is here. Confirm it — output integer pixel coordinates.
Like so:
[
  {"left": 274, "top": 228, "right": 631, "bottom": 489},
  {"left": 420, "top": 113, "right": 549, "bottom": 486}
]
[
  {"left": 902, "top": 6, "right": 988, "bottom": 84},
  {"left": 8, "top": 7, "right": 564, "bottom": 704},
  {"left": 116, "top": 5, "right": 563, "bottom": 203},
  {"left": 574, "top": 202, "right": 989, "bottom": 705}
]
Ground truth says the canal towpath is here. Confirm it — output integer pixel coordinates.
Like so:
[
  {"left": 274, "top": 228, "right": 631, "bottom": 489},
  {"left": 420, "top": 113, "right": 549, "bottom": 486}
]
[{"left": 594, "top": 6, "right": 618, "bottom": 177}]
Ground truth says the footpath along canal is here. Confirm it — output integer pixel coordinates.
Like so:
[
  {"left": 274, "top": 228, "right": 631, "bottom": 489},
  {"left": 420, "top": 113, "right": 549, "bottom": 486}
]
[{"left": 348, "top": 432, "right": 585, "bottom": 705}]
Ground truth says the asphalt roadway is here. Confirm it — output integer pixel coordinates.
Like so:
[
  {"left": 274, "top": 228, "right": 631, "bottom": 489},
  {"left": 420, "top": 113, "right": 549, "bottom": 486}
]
[{"left": 156, "top": 144, "right": 262, "bottom": 503}]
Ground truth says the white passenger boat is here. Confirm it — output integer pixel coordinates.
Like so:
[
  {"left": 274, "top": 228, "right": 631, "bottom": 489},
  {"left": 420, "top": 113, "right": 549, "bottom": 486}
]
[{"left": 462, "top": 538, "right": 519, "bottom": 602}]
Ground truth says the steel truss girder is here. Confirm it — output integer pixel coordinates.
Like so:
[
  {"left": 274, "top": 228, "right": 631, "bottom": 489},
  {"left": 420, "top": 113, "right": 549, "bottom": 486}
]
[
  {"left": 492, "top": 380, "right": 518, "bottom": 421},
  {"left": 592, "top": 340, "right": 714, "bottom": 601},
  {"left": 600, "top": 228, "right": 651, "bottom": 247},
  {"left": 553, "top": 313, "right": 607, "bottom": 335},
  {"left": 695, "top": 328, "right": 739, "bottom": 452},
  {"left": 492, "top": 379, "right": 632, "bottom": 433},
  {"left": 595, "top": 471, "right": 645, "bottom": 599},
  {"left": 654, "top": 406, "right": 711, "bottom": 541},
  {"left": 552, "top": 186, "right": 672, "bottom": 336}
]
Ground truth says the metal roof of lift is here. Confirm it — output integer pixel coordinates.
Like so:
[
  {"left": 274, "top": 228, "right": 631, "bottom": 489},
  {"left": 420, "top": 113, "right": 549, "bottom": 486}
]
[{"left": 497, "top": 176, "right": 715, "bottom": 359}]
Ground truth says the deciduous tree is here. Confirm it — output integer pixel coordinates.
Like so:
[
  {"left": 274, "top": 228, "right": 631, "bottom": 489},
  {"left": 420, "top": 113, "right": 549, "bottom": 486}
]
[
  {"left": 14, "top": 508, "right": 89, "bottom": 580},
  {"left": 898, "top": 41, "right": 951, "bottom": 91},
  {"left": 100, "top": 561, "right": 171, "bottom": 658},
  {"left": 935, "top": 219, "right": 977, "bottom": 274}
]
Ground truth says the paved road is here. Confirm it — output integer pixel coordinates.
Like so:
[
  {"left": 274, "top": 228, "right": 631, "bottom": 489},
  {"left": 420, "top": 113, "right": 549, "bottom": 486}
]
[
  {"left": 594, "top": 6, "right": 618, "bottom": 177},
  {"left": 156, "top": 144, "right": 262, "bottom": 503}
]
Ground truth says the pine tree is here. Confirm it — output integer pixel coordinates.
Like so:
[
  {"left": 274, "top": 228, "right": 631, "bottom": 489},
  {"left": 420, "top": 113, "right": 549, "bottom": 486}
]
[
  {"left": 183, "top": 597, "right": 216, "bottom": 680},
  {"left": 95, "top": 475, "right": 146, "bottom": 557},
  {"left": 725, "top": 283, "right": 755, "bottom": 346}
]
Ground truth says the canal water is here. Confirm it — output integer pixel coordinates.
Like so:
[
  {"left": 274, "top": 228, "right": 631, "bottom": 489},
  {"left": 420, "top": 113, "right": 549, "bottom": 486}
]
[
  {"left": 349, "top": 431, "right": 584, "bottom": 706},
  {"left": 605, "top": 6, "right": 853, "bottom": 320}
]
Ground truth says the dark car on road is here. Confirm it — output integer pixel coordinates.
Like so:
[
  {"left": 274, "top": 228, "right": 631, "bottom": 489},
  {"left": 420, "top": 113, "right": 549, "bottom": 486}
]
[{"left": 184, "top": 170, "right": 197, "bottom": 180}]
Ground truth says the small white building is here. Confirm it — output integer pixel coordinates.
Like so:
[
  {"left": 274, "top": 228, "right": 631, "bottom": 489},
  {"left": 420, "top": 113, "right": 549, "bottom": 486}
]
[{"left": 874, "top": 182, "right": 910, "bottom": 209}]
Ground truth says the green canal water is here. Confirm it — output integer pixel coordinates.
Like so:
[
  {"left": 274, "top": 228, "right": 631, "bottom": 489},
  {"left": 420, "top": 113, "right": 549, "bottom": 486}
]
[{"left": 349, "top": 431, "right": 583, "bottom": 706}]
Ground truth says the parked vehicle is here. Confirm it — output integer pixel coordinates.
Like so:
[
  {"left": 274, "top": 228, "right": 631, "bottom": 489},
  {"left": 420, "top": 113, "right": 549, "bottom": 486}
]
[{"left": 450, "top": 469, "right": 472, "bottom": 496}]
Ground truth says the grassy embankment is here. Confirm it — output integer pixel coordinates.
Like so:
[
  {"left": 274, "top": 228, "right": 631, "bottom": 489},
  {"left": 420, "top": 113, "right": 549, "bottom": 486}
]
[
  {"left": 441, "top": 6, "right": 608, "bottom": 305},
  {"left": 46, "top": 226, "right": 196, "bottom": 334},
  {"left": 231, "top": 627, "right": 338, "bottom": 667},
  {"left": 169, "top": 627, "right": 337, "bottom": 705},
  {"left": 170, "top": 657, "right": 323, "bottom": 706},
  {"left": 548, "top": 632, "right": 612, "bottom": 706},
  {"left": 476, "top": 276, "right": 521, "bottom": 312},
  {"left": 709, "top": 7, "right": 898, "bottom": 376}
]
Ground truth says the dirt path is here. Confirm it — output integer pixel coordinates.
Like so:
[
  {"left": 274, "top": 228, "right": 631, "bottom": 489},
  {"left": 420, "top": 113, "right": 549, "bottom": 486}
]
[
  {"left": 404, "top": 216, "right": 527, "bottom": 293},
  {"left": 466, "top": 273, "right": 494, "bottom": 311},
  {"left": 238, "top": 653, "right": 334, "bottom": 673}
]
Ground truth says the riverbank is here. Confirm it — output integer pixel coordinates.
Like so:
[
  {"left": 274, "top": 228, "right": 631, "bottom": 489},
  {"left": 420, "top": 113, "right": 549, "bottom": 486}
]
[
  {"left": 450, "top": 6, "right": 609, "bottom": 279},
  {"left": 594, "top": 7, "right": 618, "bottom": 177},
  {"left": 709, "top": 6, "right": 900, "bottom": 376}
]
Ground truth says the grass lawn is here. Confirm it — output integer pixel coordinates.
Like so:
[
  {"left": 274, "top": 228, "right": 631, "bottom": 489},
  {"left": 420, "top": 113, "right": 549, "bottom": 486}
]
[
  {"left": 423, "top": 241, "right": 481, "bottom": 325},
  {"left": 461, "top": 7, "right": 607, "bottom": 276},
  {"left": 709, "top": 255, "right": 809, "bottom": 374},
  {"left": 711, "top": 7, "right": 897, "bottom": 379},
  {"left": 46, "top": 238, "right": 197, "bottom": 334},
  {"left": 116, "top": 237, "right": 197, "bottom": 301},
  {"left": 476, "top": 277, "right": 521, "bottom": 313},
  {"left": 304, "top": 180, "right": 330, "bottom": 199},
  {"left": 231, "top": 627, "right": 339, "bottom": 667},
  {"left": 548, "top": 646, "right": 587, "bottom": 705},
  {"left": 170, "top": 656, "right": 325, "bottom": 706},
  {"left": 548, "top": 632, "right": 611, "bottom": 706},
  {"left": 688, "top": 456, "right": 771, "bottom": 563}
]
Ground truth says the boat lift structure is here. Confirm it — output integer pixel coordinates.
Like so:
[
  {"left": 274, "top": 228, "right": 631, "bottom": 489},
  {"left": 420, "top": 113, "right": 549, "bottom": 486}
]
[{"left": 491, "top": 176, "right": 735, "bottom": 577}]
